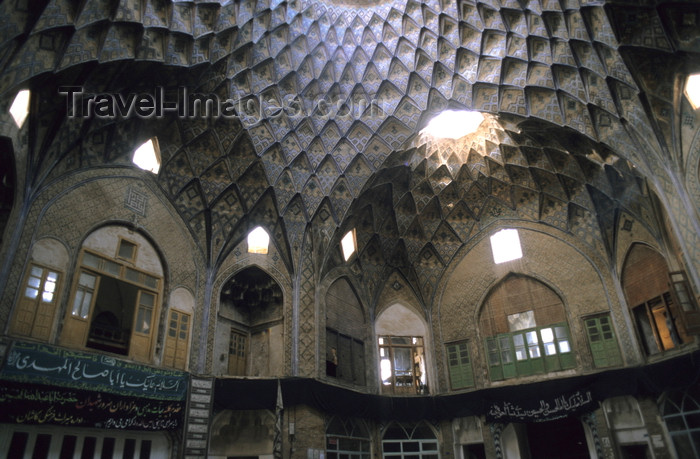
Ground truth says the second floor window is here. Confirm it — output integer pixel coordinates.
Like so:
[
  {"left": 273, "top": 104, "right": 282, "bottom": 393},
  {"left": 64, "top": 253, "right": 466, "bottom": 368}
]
[
  {"left": 379, "top": 336, "right": 428, "bottom": 395},
  {"left": 486, "top": 323, "right": 574, "bottom": 381}
]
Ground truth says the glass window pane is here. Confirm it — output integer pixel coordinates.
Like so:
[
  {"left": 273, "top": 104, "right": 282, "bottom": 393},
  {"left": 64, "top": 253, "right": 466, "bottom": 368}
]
[
  {"left": 79, "top": 272, "right": 96, "bottom": 288},
  {"left": 558, "top": 340, "right": 571, "bottom": 353},
  {"left": 666, "top": 415, "right": 686, "bottom": 431},
  {"left": 686, "top": 413, "right": 700, "bottom": 429},
  {"left": 80, "top": 292, "right": 92, "bottom": 318},
  {"left": 42, "top": 292, "right": 54, "bottom": 302},
  {"left": 544, "top": 342, "right": 557, "bottom": 355},
  {"left": 118, "top": 240, "right": 136, "bottom": 259},
  {"left": 30, "top": 266, "right": 43, "bottom": 277},
  {"left": 526, "top": 331, "right": 539, "bottom": 345},
  {"left": 25, "top": 287, "right": 39, "bottom": 298},
  {"left": 513, "top": 334, "right": 524, "bottom": 346},
  {"left": 47, "top": 271, "right": 58, "bottom": 282},
  {"left": 125, "top": 268, "right": 140, "bottom": 283},
  {"left": 136, "top": 308, "right": 151, "bottom": 333},
  {"left": 83, "top": 252, "right": 100, "bottom": 268},
  {"left": 140, "top": 292, "right": 155, "bottom": 307},
  {"left": 44, "top": 280, "right": 56, "bottom": 293},
  {"left": 383, "top": 442, "right": 401, "bottom": 452},
  {"left": 103, "top": 259, "right": 120, "bottom": 276},
  {"left": 28, "top": 276, "right": 42, "bottom": 288},
  {"left": 541, "top": 328, "right": 554, "bottom": 342}
]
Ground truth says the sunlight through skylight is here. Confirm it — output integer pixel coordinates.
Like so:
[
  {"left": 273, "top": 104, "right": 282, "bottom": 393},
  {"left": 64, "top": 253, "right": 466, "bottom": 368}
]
[
  {"left": 686, "top": 74, "right": 700, "bottom": 110},
  {"left": 341, "top": 229, "right": 357, "bottom": 261},
  {"left": 9, "top": 89, "right": 30, "bottom": 128},
  {"left": 422, "top": 110, "right": 485, "bottom": 139},
  {"left": 248, "top": 226, "right": 270, "bottom": 254},
  {"left": 133, "top": 138, "right": 160, "bottom": 174},
  {"left": 490, "top": 228, "right": 523, "bottom": 264}
]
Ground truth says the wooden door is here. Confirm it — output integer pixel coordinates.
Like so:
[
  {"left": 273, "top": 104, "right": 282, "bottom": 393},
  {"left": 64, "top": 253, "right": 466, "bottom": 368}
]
[
  {"left": 163, "top": 310, "right": 190, "bottom": 370},
  {"left": 60, "top": 270, "right": 99, "bottom": 348}
]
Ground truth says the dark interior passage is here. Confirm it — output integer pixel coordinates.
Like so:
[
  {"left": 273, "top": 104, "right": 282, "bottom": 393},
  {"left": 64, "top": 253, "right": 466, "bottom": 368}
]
[{"left": 525, "top": 416, "right": 590, "bottom": 459}]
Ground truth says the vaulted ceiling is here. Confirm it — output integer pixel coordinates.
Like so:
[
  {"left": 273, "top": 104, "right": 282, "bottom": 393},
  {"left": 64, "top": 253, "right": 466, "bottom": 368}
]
[{"left": 1, "top": 0, "right": 698, "bottom": 304}]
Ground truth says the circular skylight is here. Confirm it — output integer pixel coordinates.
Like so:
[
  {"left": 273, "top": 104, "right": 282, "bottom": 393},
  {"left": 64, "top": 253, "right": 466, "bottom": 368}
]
[{"left": 422, "top": 110, "right": 485, "bottom": 139}]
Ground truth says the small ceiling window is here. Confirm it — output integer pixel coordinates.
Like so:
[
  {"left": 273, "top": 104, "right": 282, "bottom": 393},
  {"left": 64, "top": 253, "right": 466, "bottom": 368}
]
[
  {"left": 490, "top": 228, "right": 523, "bottom": 264},
  {"left": 422, "top": 110, "right": 484, "bottom": 139},
  {"left": 9, "top": 89, "right": 30, "bottom": 128},
  {"left": 133, "top": 138, "right": 161, "bottom": 174},
  {"left": 247, "top": 226, "right": 269, "bottom": 254},
  {"left": 685, "top": 74, "right": 700, "bottom": 110},
  {"left": 341, "top": 229, "right": 357, "bottom": 261}
]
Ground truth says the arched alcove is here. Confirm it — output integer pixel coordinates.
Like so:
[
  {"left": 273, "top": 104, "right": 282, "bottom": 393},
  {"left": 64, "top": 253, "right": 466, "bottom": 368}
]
[
  {"left": 325, "top": 277, "right": 366, "bottom": 385},
  {"left": 219, "top": 266, "right": 284, "bottom": 377},
  {"left": 479, "top": 274, "right": 575, "bottom": 381},
  {"left": 621, "top": 243, "right": 691, "bottom": 355},
  {"left": 58, "top": 226, "right": 165, "bottom": 363},
  {"left": 376, "top": 304, "right": 429, "bottom": 395}
]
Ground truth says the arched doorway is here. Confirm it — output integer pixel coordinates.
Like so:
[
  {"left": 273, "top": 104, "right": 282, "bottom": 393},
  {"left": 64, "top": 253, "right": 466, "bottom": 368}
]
[{"left": 525, "top": 416, "right": 590, "bottom": 459}]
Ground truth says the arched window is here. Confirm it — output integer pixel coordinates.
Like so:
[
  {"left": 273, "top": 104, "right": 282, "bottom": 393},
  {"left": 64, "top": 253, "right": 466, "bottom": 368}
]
[
  {"left": 219, "top": 267, "right": 283, "bottom": 377},
  {"left": 621, "top": 244, "right": 693, "bottom": 355},
  {"left": 480, "top": 275, "right": 575, "bottom": 381},
  {"left": 59, "top": 227, "right": 164, "bottom": 363},
  {"left": 382, "top": 422, "right": 439, "bottom": 459},
  {"left": 376, "top": 304, "right": 429, "bottom": 395},
  {"left": 662, "top": 387, "right": 700, "bottom": 458},
  {"left": 325, "top": 278, "right": 366, "bottom": 385},
  {"left": 326, "top": 417, "right": 370, "bottom": 459}
]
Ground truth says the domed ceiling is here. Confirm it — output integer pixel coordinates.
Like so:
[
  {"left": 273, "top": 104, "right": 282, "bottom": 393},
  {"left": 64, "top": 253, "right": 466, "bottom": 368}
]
[{"left": 1, "top": 0, "right": 698, "bottom": 304}]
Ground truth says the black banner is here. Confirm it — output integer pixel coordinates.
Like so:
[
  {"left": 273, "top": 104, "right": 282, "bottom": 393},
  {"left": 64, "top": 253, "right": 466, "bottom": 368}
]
[
  {"left": 215, "top": 350, "right": 700, "bottom": 422},
  {"left": 485, "top": 389, "right": 594, "bottom": 423},
  {"left": 1, "top": 341, "right": 186, "bottom": 400},
  {"left": 0, "top": 380, "right": 184, "bottom": 430}
]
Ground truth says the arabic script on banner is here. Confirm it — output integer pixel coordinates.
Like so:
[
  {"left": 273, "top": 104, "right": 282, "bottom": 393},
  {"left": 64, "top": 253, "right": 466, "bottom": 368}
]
[
  {"left": 487, "top": 390, "right": 594, "bottom": 422},
  {"left": 0, "top": 341, "right": 186, "bottom": 400}
]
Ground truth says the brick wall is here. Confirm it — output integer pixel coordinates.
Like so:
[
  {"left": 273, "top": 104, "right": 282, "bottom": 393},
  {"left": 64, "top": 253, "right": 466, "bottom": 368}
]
[
  {"left": 479, "top": 274, "right": 565, "bottom": 336},
  {"left": 326, "top": 277, "right": 365, "bottom": 336},
  {"left": 622, "top": 243, "right": 670, "bottom": 307}
]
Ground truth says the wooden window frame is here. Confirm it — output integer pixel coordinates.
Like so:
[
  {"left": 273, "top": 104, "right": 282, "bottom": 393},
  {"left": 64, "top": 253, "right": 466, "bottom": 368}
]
[
  {"left": 584, "top": 314, "right": 623, "bottom": 368},
  {"left": 485, "top": 322, "right": 575, "bottom": 381},
  {"left": 10, "top": 263, "right": 62, "bottom": 341},
  {"left": 445, "top": 340, "right": 475, "bottom": 390},
  {"left": 378, "top": 335, "right": 428, "bottom": 395},
  {"left": 116, "top": 237, "right": 139, "bottom": 263},
  {"left": 60, "top": 249, "right": 162, "bottom": 363}
]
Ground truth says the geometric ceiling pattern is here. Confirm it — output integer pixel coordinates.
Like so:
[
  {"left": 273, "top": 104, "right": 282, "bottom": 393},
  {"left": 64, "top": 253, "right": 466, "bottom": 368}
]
[{"left": 0, "top": 0, "right": 698, "bottom": 302}]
